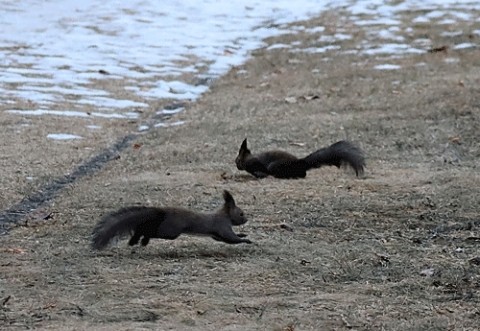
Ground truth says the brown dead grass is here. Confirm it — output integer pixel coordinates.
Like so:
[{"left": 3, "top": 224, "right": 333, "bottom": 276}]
[{"left": 1, "top": 6, "right": 480, "bottom": 331}]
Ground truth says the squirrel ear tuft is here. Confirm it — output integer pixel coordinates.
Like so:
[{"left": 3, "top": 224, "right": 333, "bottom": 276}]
[
  {"left": 240, "top": 138, "right": 247, "bottom": 150},
  {"left": 223, "top": 190, "right": 235, "bottom": 206}
]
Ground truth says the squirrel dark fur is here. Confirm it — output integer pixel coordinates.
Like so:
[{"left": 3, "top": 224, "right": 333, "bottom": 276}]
[
  {"left": 91, "top": 190, "right": 252, "bottom": 250},
  {"left": 235, "top": 139, "right": 365, "bottom": 179}
]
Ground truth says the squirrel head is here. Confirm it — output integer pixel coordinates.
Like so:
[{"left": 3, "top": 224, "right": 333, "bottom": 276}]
[
  {"left": 222, "top": 190, "right": 248, "bottom": 226},
  {"left": 235, "top": 138, "right": 251, "bottom": 170}
]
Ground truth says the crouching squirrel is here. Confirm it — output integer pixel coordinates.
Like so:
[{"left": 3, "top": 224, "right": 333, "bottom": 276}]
[
  {"left": 91, "top": 190, "right": 252, "bottom": 250},
  {"left": 235, "top": 139, "right": 365, "bottom": 179}
]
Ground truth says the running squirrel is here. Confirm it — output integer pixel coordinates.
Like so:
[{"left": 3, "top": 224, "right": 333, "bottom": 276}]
[
  {"left": 91, "top": 190, "right": 252, "bottom": 250},
  {"left": 235, "top": 139, "right": 365, "bottom": 179}
]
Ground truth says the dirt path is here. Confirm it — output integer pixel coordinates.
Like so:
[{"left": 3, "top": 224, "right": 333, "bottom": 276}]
[{"left": 1, "top": 7, "right": 480, "bottom": 331}]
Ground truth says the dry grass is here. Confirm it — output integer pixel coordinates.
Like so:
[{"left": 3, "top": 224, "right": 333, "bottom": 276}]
[{"left": 1, "top": 7, "right": 480, "bottom": 331}]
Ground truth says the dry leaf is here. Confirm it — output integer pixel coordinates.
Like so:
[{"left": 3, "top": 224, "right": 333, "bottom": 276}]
[
  {"left": 468, "top": 257, "right": 480, "bottom": 265},
  {"left": 420, "top": 267, "right": 435, "bottom": 277},
  {"left": 289, "top": 142, "right": 306, "bottom": 147},
  {"left": 285, "top": 96, "right": 297, "bottom": 104},
  {"left": 302, "top": 94, "right": 319, "bottom": 100},
  {"left": 2, "top": 295, "right": 11, "bottom": 306},
  {"left": 300, "top": 259, "right": 311, "bottom": 265},
  {"left": 428, "top": 45, "right": 448, "bottom": 53},
  {"left": 280, "top": 224, "right": 294, "bottom": 232},
  {"left": 43, "top": 302, "right": 57, "bottom": 309},
  {"left": 376, "top": 253, "right": 390, "bottom": 263},
  {"left": 3, "top": 248, "right": 26, "bottom": 254},
  {"left": 448, "top": 136, "right": 461, "bottom": 144}
]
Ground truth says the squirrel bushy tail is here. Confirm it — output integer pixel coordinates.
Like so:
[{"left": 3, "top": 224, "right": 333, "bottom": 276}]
[
  {"left": 91, "top": 207, "right": 165, "bottom": 250},
  {"left": 302, "top": 140, "right": 365, "bottom": 176}
]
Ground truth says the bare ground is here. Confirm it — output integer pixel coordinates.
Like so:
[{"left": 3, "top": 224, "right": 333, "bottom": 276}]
[{"left": 1, "top": 7, "right": 480, "bottom": 331}]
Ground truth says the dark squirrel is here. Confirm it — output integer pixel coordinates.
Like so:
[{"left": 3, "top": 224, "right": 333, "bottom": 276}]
[
  {"left": 91, "top": 190, "right": 252, "bottom": 250},
  {"left": 235, "top": 138, "right": 365, "bottom": 179}
]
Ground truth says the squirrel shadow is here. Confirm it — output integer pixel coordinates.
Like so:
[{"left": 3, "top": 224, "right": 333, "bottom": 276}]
[
  {"left": 137, "top": 243, "right": 256, "bottom": 259},
  {"left": 92, "top": 243, "right": 257, "bottom": 260},
  {"left": 222, "top": 173, "right": 264, "bottom": 183}
]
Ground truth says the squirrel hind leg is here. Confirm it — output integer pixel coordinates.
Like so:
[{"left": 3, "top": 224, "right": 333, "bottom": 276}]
[
  {"left": 141, "top": 236, "right": 150, "bottom": 246},
  {"left": 269, "top": 161, "right": 306, "bottom": 179},
  {"left": 128, "top": 232, "right": 141, "bottom": 246},
  {"left": 253, "top": 171, "right": 269, "bottom": 178}
]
